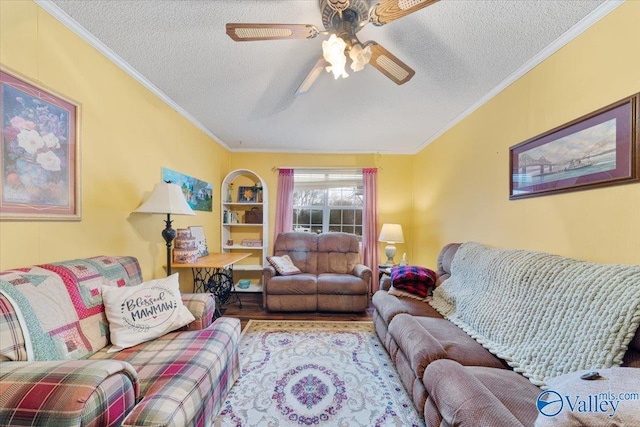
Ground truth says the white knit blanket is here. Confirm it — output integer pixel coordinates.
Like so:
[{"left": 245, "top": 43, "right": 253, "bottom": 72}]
[{"left": 429, "top": 242, "right": 640, "bottom": 387}]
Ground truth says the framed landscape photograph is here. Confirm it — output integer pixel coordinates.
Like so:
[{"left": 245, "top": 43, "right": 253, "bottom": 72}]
[
  {"left": 510, "top": 93, "right": 639, "bottom": 200},
  {"left": 0, "top": 67, "right": 81, "bottom": 220}
]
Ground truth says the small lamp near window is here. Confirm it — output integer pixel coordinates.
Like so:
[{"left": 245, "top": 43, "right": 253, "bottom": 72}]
[
  {"left": 134, "top": 181, "right": 195, "bottom": 276},
  {"left": 378, "top": 223, "right": 404, "bottom": 266}
]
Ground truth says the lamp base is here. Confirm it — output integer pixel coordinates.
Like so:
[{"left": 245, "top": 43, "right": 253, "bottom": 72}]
[
  {"left": 384, "top": 244, "right": 396, "bottom": 266},
  {"left": 162, "top": 214, "right": 176, "bottom": 276}
]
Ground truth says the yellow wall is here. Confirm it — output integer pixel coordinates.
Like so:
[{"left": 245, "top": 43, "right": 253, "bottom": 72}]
[
  {"left": 229, "top": 153, "right": 415, "bottom": 263},
  {"left": 2, "top": 0, "right": 638, "bottom": 285},
  {"left": 0, "top": 1, "right": 230, "bottom": 289},
  {"left": 413, "top": 1, "right": 640, "bottom": 267}
]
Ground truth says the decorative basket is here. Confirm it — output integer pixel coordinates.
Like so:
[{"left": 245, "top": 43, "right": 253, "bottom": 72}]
[{"left": 244, "top": 207, "right": 263, "bottom": 224}]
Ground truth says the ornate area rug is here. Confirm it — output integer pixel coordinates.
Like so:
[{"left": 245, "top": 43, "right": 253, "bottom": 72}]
[{"left": 214, "top": 320, "right": 424, "bottom": 427}]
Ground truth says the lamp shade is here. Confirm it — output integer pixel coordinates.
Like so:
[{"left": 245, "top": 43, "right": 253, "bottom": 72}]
[
  {"left": 378, "top": 223, "right": 404, "bottom": 243},
  {"left": 134, "top": 182, "right": 195, "bottom": 216}
]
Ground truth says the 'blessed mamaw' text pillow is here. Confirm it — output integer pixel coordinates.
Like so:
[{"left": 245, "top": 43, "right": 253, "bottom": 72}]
[{"left": 101, "top": 273, "right": 195, "bottom": 352}]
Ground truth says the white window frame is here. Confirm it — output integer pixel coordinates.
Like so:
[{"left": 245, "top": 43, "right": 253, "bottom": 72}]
[{"left": 292, "top": 169, "right": 363, "bottom": 238}]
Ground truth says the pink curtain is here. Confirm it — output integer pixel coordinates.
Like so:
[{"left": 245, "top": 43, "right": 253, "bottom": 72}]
[
  {"left": 362, "top": 168, "right": 379, "bottom": 293},
  {"left": 274, "top": 168, "right": 294, "bottom": 240}
]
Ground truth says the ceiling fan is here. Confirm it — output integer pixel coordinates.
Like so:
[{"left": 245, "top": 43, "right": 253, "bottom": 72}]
[{"left": 226, "top": 0, "right": 439, "bottom": 95}]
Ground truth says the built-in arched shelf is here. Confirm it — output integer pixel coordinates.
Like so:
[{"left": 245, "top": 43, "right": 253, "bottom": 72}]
[{"left": 221, "top": 169, "right": 268, "bottom": 292}]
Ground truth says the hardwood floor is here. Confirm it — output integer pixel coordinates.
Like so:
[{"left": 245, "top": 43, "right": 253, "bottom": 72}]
[{"left": 220, "top": 292, "right": 374, "bottom": 330}]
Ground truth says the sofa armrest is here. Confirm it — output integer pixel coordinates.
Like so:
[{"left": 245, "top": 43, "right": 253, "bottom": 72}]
[
  {"left": 423, "top": 359, "right": 527, "bottom": 427},
  {"left": 181, "top": 293, "right": 216, "bottom": 330},
  {"left": 0, "top": 360, "right": 138, "bottom": 427},
  {"left": 353, "top": 263, "right": 372, "bottom": 281},
  {"left": 263, "top": 265, "right": 276, "bottom": 282}
]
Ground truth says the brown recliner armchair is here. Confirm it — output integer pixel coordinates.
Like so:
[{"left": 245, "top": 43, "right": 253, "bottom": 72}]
[{"left": 262, "top": 232, "right": 372, "bottom": 312}]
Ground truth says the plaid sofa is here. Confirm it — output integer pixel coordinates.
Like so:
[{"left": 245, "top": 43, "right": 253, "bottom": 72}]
[{"left": 0, "top": 256, "right": 241, "bottom": 427}]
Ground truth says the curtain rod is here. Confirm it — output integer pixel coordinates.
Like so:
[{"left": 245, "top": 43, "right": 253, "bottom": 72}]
[{"left": 271, "top": 166, "right": 381, "bottom": 172}]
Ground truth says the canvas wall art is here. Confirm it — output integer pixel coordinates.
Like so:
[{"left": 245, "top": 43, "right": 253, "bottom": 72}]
[
  {"left": 1, "top": 67, "right": 81, "bottom": 220},
  {"left": 161, "top": 167, "right": 212, "bottom": 212}
]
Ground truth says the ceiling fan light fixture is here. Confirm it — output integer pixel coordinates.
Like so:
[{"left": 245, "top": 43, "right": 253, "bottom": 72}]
[
  {"left": 349, "top": 43, "right": 372, "bottom": 72},
  {"left": 322, "top": 34, "right": 349, "bottom": 79}
]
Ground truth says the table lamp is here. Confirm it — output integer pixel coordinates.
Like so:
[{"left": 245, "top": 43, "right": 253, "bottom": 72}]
[
  {"left": 134, "top": 181, "right": 195, "bottom": 275},
  {"left": 378, "top": 223, "right": 404, "bottom": 266}
]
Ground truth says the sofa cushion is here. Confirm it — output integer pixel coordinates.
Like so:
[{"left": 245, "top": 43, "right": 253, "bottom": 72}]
[
  {"left": 263, "top": 274, "right": 317, "bottom": 295},
  {"left": 423, "top": 359, "right": 540, "bottom": 427},
  {"left": 372, "top": 290, "right": 443, "bottom": 327},
  {"left": 90, "top": 317, "right": 241, "bottom": 427},
  {"left": 435, "top": 243, "right": 460, "bottom": 285},
  {"left": 0, "top": 294, "right": 28, "bottom": 361},
  {"left": 273, "top": 232, "right": 318, "bottom": 274},
  {"left": 267, "top": 255, "right": 301, "bottom": 276},
  {"left": 101, "top": 274, "right": 195, "bottom": 352},
  {"left": 388, "top": 314, "right": 506, "bottom": 379},
  {"left": 316, "top": 232, "right": 361, "bottom": 275},
  {"left": 316, "top": 273, "right": 368, "bottom": 295}
]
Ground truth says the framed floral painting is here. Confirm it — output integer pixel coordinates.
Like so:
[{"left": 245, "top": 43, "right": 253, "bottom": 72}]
[{"left": 0, "top": 67, "right": 81, "bottom": 220}]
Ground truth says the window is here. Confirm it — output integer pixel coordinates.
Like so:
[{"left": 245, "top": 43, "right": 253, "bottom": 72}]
[{"left": 293, "top": 170, "right": 363, "bottom": 239}]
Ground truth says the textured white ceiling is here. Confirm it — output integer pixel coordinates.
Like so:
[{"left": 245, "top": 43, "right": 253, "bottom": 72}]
[{"left": 44, "top": 0, "right": 614, "bottom": 154}]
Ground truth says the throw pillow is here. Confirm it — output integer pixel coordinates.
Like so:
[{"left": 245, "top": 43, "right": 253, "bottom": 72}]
[
  {"left": 267, "top": 255, "right": 301, "bottom": 276},
  {"left": 101, "top": 273, "right": 195, "bottom": 352},
  {"left": 390, "top": 265, "right": 437, "bottom": 298}
]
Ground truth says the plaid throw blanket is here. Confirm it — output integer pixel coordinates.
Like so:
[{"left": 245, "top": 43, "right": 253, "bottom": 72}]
[
  {"left": 390, "top": 265, "right": 436, "bottom": 298},
  {"left": 430, "top": 242, "right": 640, "bottom": 386}
]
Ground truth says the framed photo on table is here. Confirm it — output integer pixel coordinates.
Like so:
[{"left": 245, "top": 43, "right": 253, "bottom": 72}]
[
  {"left": 189, "top": 225, "right": 209, "bottom": 257},
  {"left": 510, "top": 93, "right": 639, "bottom": 200},
  {"left": 0, "top": 67, "right": 81, "bottom": 220}
]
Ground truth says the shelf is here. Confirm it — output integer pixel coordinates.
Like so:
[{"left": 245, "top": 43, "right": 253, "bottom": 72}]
[
  {"left": 224, "top": 245, "right": 264, "bottom": 250},
  {"left": 233, "top": 264, "right": 264, "bottom": 271},
  {"left": 234, "top": 283, "right": 263, "bottom": 293},
  {"left": 222, "top": 169, "right": 268, "bottom": 272}
]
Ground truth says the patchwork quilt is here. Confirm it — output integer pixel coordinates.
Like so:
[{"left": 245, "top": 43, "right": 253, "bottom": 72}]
[{"left": 0, "top": 256, "right": 142, "bottom": 361}]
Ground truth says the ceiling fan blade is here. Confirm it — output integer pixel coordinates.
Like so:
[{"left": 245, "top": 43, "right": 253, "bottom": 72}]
[
  {"left": 295, "top": 57, "right": 330, "bottom": 96},
  {"left": 369, "top": 0, "right": 440, "bottom": 26},
  {"left": 367, "top": 43, "right": 415, "bottom": 85},
  {"left": 226, "top": 23, "right": 319, "bottom": 42}
]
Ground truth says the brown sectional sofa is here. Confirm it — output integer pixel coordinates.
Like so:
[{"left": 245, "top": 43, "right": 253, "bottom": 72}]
[
  {"left": 262, "top": 232, "right": 372, "bottom": 312},
  {"left": 372, "top": 242, "right": 640, "bottom": 426}
]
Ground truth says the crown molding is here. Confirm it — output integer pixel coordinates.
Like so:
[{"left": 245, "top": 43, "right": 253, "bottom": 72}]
[
  {"left": 413, "top": 0, "right": 625, "bottom": 154},
  {"left": 35, "top": 0, "right": 230, "bottom": 150}
]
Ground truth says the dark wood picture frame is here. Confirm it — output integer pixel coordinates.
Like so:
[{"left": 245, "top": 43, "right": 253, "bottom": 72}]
[{"left": 510, "top": 93, "right": 639, "bottom": 200}]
